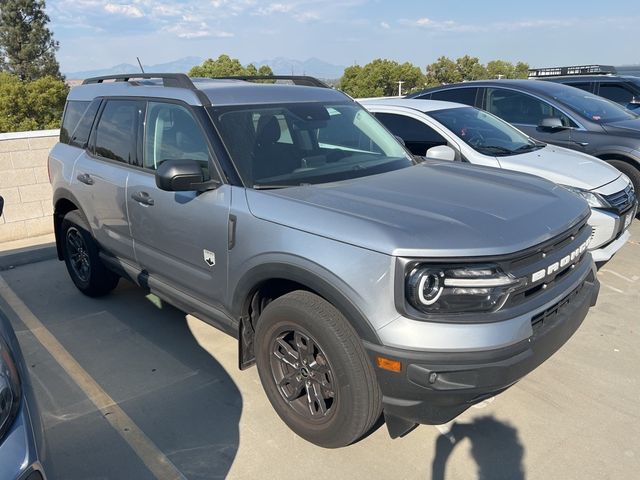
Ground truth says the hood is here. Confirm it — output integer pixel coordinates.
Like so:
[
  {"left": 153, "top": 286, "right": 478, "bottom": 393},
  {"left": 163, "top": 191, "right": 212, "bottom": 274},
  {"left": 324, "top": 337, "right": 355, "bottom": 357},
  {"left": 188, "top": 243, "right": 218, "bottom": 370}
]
[
  {"left": 602, "top": 118, "right": 640, "bottom": 136},
  {"left": 497, "top": 145, "right": 621, "bottom": 191},
  {"left": 246, "top": 162, "right": 589, "bottom": 257}
]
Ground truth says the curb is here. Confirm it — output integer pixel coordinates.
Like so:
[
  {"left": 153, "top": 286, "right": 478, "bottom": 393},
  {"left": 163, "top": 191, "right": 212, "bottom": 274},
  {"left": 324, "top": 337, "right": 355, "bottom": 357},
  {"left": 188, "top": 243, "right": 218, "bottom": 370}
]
[{"left": 0, "top": 243, "right": 58, "bottom": 271}]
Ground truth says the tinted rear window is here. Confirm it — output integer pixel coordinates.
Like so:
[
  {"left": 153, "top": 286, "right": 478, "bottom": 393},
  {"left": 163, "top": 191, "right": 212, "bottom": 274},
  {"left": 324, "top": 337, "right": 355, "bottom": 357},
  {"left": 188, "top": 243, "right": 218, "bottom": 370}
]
[
  {"left": 599, "top": 84, "right": 634, "bottom": 105},
  {"left": 69, "top": 100, "right": 101, "bottom": 149},
  {"left": 60, "top": 101, "right": 89, "bottom": 144},
  {"left": 431, "top": 88, "right": 478, "bottom": 106},
  {"left": 565, "top": 82, "right": 592, "bottom": 93},
  {"left": 375, "top": 112, "right": 447, "bottom": 156}
]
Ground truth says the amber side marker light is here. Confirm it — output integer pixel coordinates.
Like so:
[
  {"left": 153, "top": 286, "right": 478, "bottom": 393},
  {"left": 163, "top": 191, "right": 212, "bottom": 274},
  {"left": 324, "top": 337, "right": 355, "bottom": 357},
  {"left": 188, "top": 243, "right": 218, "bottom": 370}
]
[{"left": 376, "top": 356, "right": 402, "bottom": 372}]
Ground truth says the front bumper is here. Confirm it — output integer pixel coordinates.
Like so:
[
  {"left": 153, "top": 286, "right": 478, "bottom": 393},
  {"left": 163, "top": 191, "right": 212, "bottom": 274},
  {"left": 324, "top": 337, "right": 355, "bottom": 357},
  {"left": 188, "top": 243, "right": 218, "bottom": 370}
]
[
  {"left": 588, "top": 204, "right": 636, "bottom": 262},
  {"left": 364, "top": 265, "right": 599, "bottom": 438}
]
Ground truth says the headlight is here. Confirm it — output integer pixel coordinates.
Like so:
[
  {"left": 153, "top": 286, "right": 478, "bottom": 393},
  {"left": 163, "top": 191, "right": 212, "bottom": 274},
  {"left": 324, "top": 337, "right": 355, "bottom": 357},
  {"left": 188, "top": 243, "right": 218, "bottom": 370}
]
[
  {"left": 562, "top": 185, "right": 610, "bottom": 209},
  {"left": 0, "top": 337, "right": 21, "bottom": 441},
  {"left": 405, "top": 264, "right": 525, "bottom": 314}
]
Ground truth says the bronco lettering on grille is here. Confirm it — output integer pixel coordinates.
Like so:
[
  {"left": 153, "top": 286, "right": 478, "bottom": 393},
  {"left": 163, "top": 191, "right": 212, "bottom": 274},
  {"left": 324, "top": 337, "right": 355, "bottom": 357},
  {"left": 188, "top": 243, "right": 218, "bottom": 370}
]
[{"left": 531, "top": 239, "right": 589, "bottom": 283}]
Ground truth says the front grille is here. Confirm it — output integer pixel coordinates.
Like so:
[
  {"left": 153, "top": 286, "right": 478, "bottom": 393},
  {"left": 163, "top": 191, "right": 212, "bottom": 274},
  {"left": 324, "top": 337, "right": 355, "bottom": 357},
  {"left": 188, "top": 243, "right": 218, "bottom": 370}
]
[
  {"left": 502, "top": 219, "right": 591, "bottom": 309},
  {"left": 603, "top": 184, "right": 636, "bottom": 213},
  {"left": 531, "top": 275, "right": 590, "bottom": 332}
]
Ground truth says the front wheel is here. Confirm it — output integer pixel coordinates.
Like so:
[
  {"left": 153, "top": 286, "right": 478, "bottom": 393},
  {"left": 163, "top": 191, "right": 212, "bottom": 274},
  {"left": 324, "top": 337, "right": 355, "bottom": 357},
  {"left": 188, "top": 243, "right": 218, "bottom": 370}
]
[
  {"left": 255, "top": 290, "right": 382, "bottom": 448},
  {"left": 61, "top": 210, "right": 119, "bottom": 297}
]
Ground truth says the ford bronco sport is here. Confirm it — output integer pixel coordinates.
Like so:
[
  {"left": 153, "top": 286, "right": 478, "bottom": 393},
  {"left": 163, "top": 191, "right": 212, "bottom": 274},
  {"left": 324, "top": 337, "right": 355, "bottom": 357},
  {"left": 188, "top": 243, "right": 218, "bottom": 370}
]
[{"left": 49, "top": 74, "right": 599, "bottom": 448}]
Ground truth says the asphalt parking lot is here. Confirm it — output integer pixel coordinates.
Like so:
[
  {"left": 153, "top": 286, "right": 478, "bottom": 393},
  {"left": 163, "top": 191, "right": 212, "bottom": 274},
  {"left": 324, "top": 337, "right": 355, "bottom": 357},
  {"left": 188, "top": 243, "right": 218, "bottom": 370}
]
[{"left": 0, "top": 223, "right": 638, "bottom": 480}]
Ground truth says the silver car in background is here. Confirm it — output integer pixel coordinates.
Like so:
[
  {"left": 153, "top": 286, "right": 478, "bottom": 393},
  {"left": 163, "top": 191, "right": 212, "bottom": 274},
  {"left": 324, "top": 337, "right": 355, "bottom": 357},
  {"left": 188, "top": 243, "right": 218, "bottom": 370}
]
[{"left": 361, "top": 99, "right": 637, "bottom": 263}]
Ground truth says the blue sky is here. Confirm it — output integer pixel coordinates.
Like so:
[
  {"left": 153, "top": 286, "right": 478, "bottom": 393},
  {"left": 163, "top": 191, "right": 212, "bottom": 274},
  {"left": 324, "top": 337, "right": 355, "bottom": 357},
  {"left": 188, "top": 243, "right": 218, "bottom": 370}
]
[{"left": 47, "top": 0, "right": 640, "bottom": 72}]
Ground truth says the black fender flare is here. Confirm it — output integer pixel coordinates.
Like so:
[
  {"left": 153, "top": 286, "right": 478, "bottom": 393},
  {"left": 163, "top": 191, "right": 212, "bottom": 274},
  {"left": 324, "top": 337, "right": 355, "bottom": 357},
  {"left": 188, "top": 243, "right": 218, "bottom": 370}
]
[
  {"left": 231, "top": 262, "right": 381, "bottom": 345},
  {"left": 52, "top": 188, "right": 85, "bottom": 260}
]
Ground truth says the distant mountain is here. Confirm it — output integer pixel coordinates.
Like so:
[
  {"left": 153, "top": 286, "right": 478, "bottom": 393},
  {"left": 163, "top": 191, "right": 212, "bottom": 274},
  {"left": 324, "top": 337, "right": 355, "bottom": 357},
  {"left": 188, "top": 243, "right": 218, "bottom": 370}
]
[
  {"left": 65, "top": 56, "right": 204, "bottom": 80},
  {"left": 65, "top": 56, "right": 346, "bottom": 81},
  {"left": 253, "top": 57, "right": 346, "bottom": 79}
]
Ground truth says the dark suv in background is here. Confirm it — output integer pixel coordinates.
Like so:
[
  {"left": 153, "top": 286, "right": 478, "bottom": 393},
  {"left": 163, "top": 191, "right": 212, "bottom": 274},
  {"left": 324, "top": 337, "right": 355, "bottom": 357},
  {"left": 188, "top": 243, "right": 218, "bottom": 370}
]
[
  {"left": 529, "top": 65, "right": 640, "bottom": 111},
  {"left": 408, "top": 79, "right": 640, "bottom": 198}
]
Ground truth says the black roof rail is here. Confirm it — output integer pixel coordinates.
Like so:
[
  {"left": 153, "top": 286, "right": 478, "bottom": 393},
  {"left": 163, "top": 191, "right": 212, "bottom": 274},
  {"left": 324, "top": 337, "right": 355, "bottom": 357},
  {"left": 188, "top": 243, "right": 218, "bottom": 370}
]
[
  {"left": 528, "top": 65, "right": 617, "bottom": 78},
  {"left": 213, "top": 75, "right": 330, "bottom": 88},
  {"left": 82, "top": 73, "right": 197, "bottom": 89}
]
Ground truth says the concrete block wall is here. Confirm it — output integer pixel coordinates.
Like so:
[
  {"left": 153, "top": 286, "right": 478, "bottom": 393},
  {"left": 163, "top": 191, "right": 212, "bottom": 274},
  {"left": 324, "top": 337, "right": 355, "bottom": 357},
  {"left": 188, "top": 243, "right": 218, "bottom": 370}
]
[{"left": 0, "top": 130, "right": 59, "bottom": 243}]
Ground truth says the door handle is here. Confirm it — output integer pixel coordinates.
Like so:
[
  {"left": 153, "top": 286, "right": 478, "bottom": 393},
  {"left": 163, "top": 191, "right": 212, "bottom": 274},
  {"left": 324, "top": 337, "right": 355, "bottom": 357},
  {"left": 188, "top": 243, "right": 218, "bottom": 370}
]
[
  {"left": 131, "top": 191, "right": 155, "bottom": 206},
  {"left": 572, "top": 141, "right": 589, "bottom": 147},
  {"left": 77, "top": 173, "right": 94, "bottom": 185}
]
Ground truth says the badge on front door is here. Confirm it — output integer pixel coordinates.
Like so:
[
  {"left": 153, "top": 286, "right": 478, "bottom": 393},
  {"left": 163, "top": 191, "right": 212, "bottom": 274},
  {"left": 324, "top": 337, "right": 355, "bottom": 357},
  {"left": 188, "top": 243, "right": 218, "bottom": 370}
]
[{"left": 203, "top": 250, "right": 216, "bottom": 267}]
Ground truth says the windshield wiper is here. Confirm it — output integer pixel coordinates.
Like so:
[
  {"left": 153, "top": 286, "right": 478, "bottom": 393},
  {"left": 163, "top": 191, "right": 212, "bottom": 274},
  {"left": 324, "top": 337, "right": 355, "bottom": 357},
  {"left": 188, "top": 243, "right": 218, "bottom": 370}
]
[
  {"left": 253, "top": 184, "right": 298, "bottom": 190},
  {"left": 476, "top": 145, "right": 514, "bottom": 156},
  {"left": 515, "top": 143, "right": 545, "bottom": 153}
]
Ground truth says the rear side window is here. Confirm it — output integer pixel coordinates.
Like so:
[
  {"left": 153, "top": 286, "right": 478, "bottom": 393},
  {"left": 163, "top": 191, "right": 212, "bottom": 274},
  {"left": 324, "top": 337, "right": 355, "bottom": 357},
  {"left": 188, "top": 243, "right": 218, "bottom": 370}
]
[
  {"left": 375, "top": 112, "right": 447, "bottom": 156},
  {"left": 94, "top": 100, "right": 144, "bottom": 163},
  {"left": 599, "top": 84, "right": 635, "bottom": 105},
  {"left": 565, "top": 82, "right": 592, "bottom": 93},
  {"left": 431, "top": 88, "right": 478, "bottom": 106},
  {"left": 60, "top": 101, "right": 89, "bottom": 144},
  {"left": 68, "top": 100, "right": 101, "bottom": 149}
]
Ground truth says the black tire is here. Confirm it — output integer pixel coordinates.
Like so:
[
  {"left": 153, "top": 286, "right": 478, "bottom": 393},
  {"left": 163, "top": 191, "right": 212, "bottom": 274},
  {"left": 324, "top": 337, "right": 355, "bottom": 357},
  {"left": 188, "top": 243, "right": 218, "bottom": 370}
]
[
  {"left": 254, "top": 290, "right": 382, "bottom": 448},
  {"left": 61, "top": 210, "right": 119, "bottom": 297},
  {"left": 607, "top": 160, "right": 640, "bottom": 217}
]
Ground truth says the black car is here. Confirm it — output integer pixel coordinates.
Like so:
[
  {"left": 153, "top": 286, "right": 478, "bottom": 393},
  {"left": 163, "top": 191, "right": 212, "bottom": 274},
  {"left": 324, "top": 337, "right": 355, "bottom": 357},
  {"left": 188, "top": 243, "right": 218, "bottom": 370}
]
[
  {"left": 408, "top": 80, "right": 640, "bottom": 195},
  {"left": 0, "top": 196, "right": 48, "bottom": 480},
  {"left": 538, "top": 75, "right": 640, "bottom": 111}
]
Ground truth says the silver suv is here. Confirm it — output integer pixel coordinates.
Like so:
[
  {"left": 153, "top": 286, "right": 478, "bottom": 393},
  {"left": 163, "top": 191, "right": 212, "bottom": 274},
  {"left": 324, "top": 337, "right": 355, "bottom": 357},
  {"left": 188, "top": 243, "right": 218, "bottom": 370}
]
[{"left": 49, "top": 74, "right": 599, "bottom": 448}]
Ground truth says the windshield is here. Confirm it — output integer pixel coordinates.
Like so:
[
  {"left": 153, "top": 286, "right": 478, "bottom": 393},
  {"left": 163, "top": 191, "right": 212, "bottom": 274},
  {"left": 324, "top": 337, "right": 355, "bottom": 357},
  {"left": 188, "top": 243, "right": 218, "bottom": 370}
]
[
  {"left": 428, "top": 107, "right": 543, "bottom": 157},
  {"left": 208, "top": 102, "right": 412, "bottom": 188},
  {"left": 551, "top": 89, "right": 639, "bottom": 123}
]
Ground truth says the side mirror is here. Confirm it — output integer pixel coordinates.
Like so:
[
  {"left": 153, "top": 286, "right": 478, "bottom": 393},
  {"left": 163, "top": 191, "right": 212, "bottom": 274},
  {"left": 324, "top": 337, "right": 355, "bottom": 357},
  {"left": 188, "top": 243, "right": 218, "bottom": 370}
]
[
  {"left": 538, "top": 117, "right": 568, "bottom": 131},
  {"left": 155, "top": 160, "right": 218, "bottom": 192},
  {"left": 425, "top": 145, "right": 456, "bottom": 162}
]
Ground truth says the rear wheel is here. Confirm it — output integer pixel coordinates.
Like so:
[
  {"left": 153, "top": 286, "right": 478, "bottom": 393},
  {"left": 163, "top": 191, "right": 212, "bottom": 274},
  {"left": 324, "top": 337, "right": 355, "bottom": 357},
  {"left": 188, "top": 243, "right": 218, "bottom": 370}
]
[
  {"left": 61, "top": 210, "right": 119, "bottom": 297},
  {"left": 255, "top": 290, "right": 382, "bottom": 448}
]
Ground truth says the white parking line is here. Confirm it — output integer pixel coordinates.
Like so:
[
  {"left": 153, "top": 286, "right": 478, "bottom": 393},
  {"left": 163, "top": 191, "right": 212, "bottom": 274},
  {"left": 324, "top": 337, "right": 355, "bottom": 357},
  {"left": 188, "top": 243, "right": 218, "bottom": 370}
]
[
  {"left": 603, "top": 284, "right": 625, "bottom": 294},
  {"left": 0, "top": 275, "right": 186, "bottom": 480},
  {"left": 600, "top": 269, "right": 639, "bottom": 283}
]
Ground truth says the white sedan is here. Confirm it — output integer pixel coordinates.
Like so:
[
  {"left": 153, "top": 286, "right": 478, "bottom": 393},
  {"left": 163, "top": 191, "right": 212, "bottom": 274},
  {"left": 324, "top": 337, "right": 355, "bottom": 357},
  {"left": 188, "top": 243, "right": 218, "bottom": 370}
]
[{"left": 360, "top": 98, "right": 637, "bottom": 263}]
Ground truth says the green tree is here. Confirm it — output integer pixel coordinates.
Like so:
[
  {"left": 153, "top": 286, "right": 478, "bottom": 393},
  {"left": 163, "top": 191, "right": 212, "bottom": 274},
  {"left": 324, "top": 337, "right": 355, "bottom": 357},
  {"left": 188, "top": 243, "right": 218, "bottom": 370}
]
[
  {"left": 189, "top": 55, "right": 273, "bottom": 77},
  {"left": 258, "top": 65, "right": 274, "bottom": 76},
  {"left": 514, "top": 61, "right": 530, "bottom": 79},
  {"left": 0, "top": 0, "right": 62, "bottom": 81},
  {"left": 0, "top": 73, "right": 67, "bottom": 132},
  {"left": 425, "top": 56, "right": 461, "bottom": 86},
  {"left": 339, "top": 59, "right": 425, "bottom": 98},
  {"left": 486, "top": 60, "right": 530, "bottom": 79},
  {"left": 455, "top": 55, "right": 487, "bottom": 81}
]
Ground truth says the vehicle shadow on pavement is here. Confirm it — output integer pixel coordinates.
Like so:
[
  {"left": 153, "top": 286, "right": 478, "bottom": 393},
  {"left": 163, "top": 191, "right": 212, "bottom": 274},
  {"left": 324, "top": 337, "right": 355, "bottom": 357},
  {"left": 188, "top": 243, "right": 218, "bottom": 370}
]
[
  {"left": 2, "top": 261, "right": 243, "bottom": 480},
  {"left": 430, "top": 415, "right": 525, "bottom": 480}
]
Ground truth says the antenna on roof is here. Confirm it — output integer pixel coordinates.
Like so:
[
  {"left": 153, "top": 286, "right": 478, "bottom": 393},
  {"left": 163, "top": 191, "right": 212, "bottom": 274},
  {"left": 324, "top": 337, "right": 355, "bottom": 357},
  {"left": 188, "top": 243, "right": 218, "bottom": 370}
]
[{"left": 136, "top": 57, "right": 145, "bottom": 73}]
